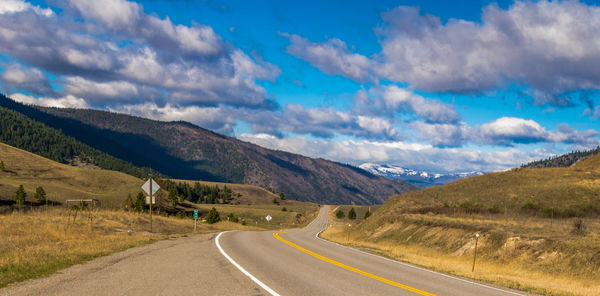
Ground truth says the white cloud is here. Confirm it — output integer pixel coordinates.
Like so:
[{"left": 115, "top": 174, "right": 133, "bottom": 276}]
[
  {"left": 281, "top": 33, "right": 373, "bottom": 82},
  {"left": 0, "top": 0, "right": 53, "bottom": 17},
  {"left": 0, "top": 0, "right": 279, "bottom": 109},
  {"left": 1, "top": 64, "right": 53, "bottom": 95},
  {"left": 112, "top": 103, "right": 237, "bottom": 135},
  {"left": 378, "top": 1, "right": 600, "bottom": 96},
  {"left": 237, "top": 133, "right": 553, "bottom": 173},
  {"left": 10, "top": 93, "right": 88, "bottom": 108}
]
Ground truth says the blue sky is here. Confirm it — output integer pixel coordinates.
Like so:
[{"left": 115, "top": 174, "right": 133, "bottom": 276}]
[{"left": 1, "top": 0, "right": 599, "bottom": 173}]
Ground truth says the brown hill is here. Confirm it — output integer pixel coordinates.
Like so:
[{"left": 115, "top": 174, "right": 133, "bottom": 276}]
[{"left": 31, "top": 106, "right": 413, "bottom": 205}]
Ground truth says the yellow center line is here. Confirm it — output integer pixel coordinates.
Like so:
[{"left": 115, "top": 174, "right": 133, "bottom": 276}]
[{"left": 273, "top": 232, "right": 437, "bottom": 296}]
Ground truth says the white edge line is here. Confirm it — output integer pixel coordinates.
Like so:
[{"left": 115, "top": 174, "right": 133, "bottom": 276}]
[
  {"left": 215, "top": 231, "right": 280, "bottom": 296},
  {"left": 315, "top": 214, "right": 524, "bottom": 296}
]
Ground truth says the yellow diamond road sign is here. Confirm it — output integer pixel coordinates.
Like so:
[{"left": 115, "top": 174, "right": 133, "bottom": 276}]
[{"left": 142, "top": 178, "right": 160, "bottom": 196}]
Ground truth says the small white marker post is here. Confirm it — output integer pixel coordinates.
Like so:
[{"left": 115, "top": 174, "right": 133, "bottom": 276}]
[
  {"left": 472, "top": 233, "right": 480, "bottom": 272},
  {"left": 347, "top": 223, "right": 351, "bottom": 243},
  {"left": 266, "top": 214, "right": 272, "bottom": 225}
]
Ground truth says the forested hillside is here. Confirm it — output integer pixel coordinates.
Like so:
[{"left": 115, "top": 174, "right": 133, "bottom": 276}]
[
  {"left": 522, "top": 146, "right": 600, "bottom": 168},
  {"left": 0, "top": 105, "right": 152, "bottom": 178},
  {"left": 0, "top": 94, "right": 413, "bottom": 204}
]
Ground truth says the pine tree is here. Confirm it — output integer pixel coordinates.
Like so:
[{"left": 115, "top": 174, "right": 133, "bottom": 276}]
[
  {"left": 34, "top": 186, "right": 46, "bottom": 204},
  {"left": 364, "top": 210, "right": 371, "bottom": 219},
  {"left": 15, "top": 185, "right": 26, "bottom": 208},
  {"left": 0, "top": 160, "right": 5, "bottom": 171},
  {"left": 134, "top": 191, "right": 145, "bottom": 212},
  {"left": 206, "top": 207, "right": 220, "bottom": 224},
  {"left": 124, "top": 193, "right": 134, "bottom": 211},
  {"left": 279, "top": 193, "right": 285, "bottom": 200},
  {"left": 168, "top": 187, "right": 179, "bottom": 206},
  {"left": 335, "top": 209, "right": 345, "bottom": 219},
  {"left": 348, "top": 208, "right": 357, "bottom": 220}
]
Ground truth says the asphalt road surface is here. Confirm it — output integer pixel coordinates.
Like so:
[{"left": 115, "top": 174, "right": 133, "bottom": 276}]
[
  {"left": 217, "top": 205, "right": 526, "bottom": 296},
  {"left": 2, "top": 206, "right": 527, "bottom": 295}
]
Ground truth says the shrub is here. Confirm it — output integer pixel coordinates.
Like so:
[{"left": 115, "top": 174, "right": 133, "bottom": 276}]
[
  {"left": 272, "top": 198, "right": 280, "bottom": 205},
  {"left": 227, "top": 213, "right": 239, "bottom": 223},
  {"left": 572, "top": 218, "right": 587, "bottom": 235},
  {"left": 281, "top": 207, "right": 287, "bottom": 212},
  {"left": 335, "top": 209, "right": 345, "bottom": 219},
  {"left": 206, "top": 207, "right": 220, "bottom": 224}
]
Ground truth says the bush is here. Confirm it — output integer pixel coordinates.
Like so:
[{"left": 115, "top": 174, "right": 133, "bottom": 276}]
[
  {"left": 227, "top": 213, "right": 239, "bottom": 223},
  {"left": 282, "top": 207, "right": 287, "bottom": 212},
  {"left": 279, "top": 193, "right": 286, "bottom": 200},
  {"left": 272, "top": 198, "right": 280, "bottom": 205},
  {"left": 335, "top": 209, "right": 345, "bottom": 219},
  {"left": 572, "top": 218, "right": 587, "bottom": 235},
  {"left": 206, "top": 207, "right": 220, "bottom": 224}
]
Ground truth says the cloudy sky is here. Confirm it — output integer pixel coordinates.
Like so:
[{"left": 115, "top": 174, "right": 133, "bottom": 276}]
[{"left": 1, "top": 0, "right": 599, "bottom": 173}]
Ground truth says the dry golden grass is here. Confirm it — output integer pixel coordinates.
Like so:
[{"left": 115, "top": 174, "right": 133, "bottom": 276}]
[
  {"left": 0, "top": 142, "right": 142, "bottom": 205},
  {"left": 322, "top": 209, "right": 600, "bottom": 296},
  {"left": 0, "top": 207, "right": 257, "bottom": 288}
]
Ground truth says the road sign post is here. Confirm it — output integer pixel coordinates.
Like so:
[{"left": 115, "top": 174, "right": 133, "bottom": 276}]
[
  {"left": 142, "top": 178, "right": 160, "bottom": 233},
  {"left": 194, "top": 209, "right": 198, "bottom": 231},
  {"left": 266, "top": 215, "right": 272, "bottom": 224}
]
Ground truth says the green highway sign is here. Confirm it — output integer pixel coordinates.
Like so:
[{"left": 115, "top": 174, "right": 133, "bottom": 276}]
[{"left": 194, "top": 209, "right": 198, "bottom": 220}]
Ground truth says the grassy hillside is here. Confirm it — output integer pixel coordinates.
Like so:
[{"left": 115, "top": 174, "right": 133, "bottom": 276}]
[
  {"left": 0, "top": 142, "right": 142, "bottom": 206},
  {"left": 0, "top": 143, "right": 317, "bottom": 212},
  {"left": 321, "top": 155, "right": 600, "bottom": 296}
]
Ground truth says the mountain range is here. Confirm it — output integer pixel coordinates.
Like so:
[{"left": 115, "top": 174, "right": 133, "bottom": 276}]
[
  {"left": 358, "top": 163, "right": 483, "bottom": 187},
  {"left": 0, "top": 94, "right": 413, "bottom": 205}
]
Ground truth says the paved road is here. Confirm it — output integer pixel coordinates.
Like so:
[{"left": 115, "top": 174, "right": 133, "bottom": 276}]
[{"left": 218, "top": 205, "right": 526, "bottom": 296}]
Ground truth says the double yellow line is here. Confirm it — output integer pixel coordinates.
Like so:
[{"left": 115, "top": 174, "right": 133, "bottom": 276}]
[{"left": 273, "top": 232, "right": 437, "bottom": 296}]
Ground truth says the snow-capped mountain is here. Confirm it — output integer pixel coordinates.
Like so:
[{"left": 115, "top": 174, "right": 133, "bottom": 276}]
[{"left": 359, "top": 163, "right": 484, "bottom": 188}]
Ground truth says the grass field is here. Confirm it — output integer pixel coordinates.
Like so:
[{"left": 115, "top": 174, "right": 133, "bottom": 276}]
[
  {"left": 0, "top": 207, "right": 260, "bottom": 289},
  {"left": 321, "top": 156, "right": 600, "bottom": 296}
]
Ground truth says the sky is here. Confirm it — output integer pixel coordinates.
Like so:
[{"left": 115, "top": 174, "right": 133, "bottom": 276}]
[{"left": 1, "top": 0, "right": 599, "bottom": 173}]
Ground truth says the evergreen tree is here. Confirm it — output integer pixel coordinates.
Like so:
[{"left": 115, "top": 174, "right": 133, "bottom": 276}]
[
  {"left": 279, "top": 193, "right": 285, "bottom": 200},
  {"left": 348, "top": 208, "right": 357, "bottom": 220},
  {"left": 168, "top": 187, "right": 179, "bottom": 206},
  {"left": 134, "top": 191, "right": 145, "bottom": 212},
  {"left": 124, "top": 193, "right": 134, "bottom": 211},
  {"left": 15, "top": 185, "right": 26, "bottom": 208},
  {"left": 34, "top": 186, "right": 46, "bottom": 204},
  {"left": 205, "top": 207, "right": 220, "bottom": 224},
  {"left": 364, "top": 210, "right": 371, "bottom": 219},
  {"left": 0, "top": 160, "right": 5, "bottom": 171},
  {"left": 335, "top": 209, "right": 345, "bottom": 219}
]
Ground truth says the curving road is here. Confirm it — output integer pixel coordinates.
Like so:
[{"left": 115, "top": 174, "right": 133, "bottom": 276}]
[{"left": 217, "top": 205, "right": 526, "bottom": 296}]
